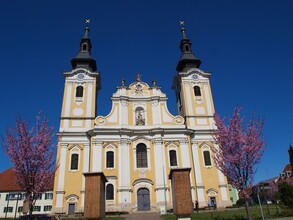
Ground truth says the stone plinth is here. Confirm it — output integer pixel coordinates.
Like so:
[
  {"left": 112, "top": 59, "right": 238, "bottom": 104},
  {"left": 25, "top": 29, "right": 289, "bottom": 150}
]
[
  {"left": 169, "top": 168, "right": 192, "bottom": 219},
  {"left": 84, "top": 172, "right": 107, "bottom": 219}
]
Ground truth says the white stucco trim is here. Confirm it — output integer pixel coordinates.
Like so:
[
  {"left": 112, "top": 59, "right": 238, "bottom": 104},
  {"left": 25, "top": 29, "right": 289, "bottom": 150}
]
[
  {"left": 92, "top": 142, "right": 102, "bottom": 172},
  {"left": 191, "top": 142, "right": 204, "bottom": 203},
  {"left": 214, "top": 143, "right": 228, "bottom": 201},
  {"left": 180, "top": 140, "right": 190, "bottom": 168},
  {"left": 57, "top": 144, "right": 68, "bottom": 191}
]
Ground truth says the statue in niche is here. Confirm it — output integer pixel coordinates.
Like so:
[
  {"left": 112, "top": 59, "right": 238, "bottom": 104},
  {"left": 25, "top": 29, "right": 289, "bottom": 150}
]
[{"left": 136, "top": 110, "right": 145, "bottom": 126}]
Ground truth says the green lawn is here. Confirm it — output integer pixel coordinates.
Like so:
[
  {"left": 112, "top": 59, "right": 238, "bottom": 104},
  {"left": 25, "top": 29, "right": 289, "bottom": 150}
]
[
  {"left": 2, "top": 205, "right": 291, "bottom": 220},
  {"left": 162, "top": 205, "right": 292, "bottom": 220}
]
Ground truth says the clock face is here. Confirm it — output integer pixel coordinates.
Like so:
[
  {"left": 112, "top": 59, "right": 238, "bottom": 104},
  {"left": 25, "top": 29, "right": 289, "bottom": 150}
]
[
  {"left": 192, "top": 74, "right": 198, "bottom": 80},
  {"left": 77, "top": 73, "right": 84, "bottom": 80}
]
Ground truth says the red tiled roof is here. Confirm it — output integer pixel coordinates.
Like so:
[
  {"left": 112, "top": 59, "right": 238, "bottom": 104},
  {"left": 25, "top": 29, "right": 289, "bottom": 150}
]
[
  {"left": 0, "top": 168, "right": 22, "bottom": 191},
  {"left": 0, "top": 168, "right": 54, "bottom": 192},
  {"left": 282, "top": 164, "right": 292, "bottom": 173}
]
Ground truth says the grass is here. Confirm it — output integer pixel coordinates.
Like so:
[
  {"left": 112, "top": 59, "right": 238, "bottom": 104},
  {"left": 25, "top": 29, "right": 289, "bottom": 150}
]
[
  {"left": 2, "top": 205, "right": 291, "bottom": 220},
  {"left": 162, "top": 205, "right": 292, "bottom": 220}
]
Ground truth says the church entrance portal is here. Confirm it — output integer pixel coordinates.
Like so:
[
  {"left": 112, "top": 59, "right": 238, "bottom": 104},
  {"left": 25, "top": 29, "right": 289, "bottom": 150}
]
[
  {"left": 68, "top": 203, "right": 75, "bottom": 215},
  {"left": 137, "top": 188, "right": 150, "bottom": 211}
]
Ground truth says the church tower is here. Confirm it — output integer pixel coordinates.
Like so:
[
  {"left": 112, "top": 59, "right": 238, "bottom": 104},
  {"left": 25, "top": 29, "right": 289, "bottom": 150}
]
[
  {"left": 59, "top": 24, "right": 100, "bottom": 132},
  {"left": 173, "top": 24, "right": 230, "bottom": 208},
  {"left": 53, "top": 23, "right": 100, "bottom": 214},
  {"left": 173, "top": 25, "right": 215, "bottom": 129}
]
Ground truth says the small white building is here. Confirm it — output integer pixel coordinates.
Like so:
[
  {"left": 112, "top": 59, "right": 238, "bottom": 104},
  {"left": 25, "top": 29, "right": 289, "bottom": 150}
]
[{"left": 0, "top": 168, "right": 54, "bottom": 218}]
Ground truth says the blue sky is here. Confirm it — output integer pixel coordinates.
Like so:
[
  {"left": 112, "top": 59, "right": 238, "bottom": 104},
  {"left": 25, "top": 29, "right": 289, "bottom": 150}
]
[{"left": 0, "top": 0, "right": 292, "bottom": 184}]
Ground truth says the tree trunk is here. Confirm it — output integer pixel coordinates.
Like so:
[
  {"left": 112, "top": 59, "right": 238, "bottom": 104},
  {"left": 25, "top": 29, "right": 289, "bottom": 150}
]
[{"left": 245, "top": 199, "right": 252, "bottom": 220}]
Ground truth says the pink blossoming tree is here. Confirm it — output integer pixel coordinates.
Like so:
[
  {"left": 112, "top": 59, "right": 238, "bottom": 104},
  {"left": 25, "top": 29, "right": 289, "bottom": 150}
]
[
  {"left": 2, "top": 114, "right": 57, "bottom": 214},
  {"left": 213, "top": 107, "right": 265, "bottom": 220}
]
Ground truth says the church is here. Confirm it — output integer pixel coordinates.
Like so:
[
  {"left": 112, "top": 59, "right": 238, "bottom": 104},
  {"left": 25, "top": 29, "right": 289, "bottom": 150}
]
[{"left": 52, "top": 23, "right": 231, "bottom": 214}]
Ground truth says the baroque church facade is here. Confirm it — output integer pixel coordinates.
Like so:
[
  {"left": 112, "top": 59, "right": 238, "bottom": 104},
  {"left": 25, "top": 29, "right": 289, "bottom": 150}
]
[{"left": 52, "top": 24, "right": 231, "bottom": 214}]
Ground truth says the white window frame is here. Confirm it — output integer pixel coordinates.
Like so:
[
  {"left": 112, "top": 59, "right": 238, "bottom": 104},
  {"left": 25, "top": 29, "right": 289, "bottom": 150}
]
[
  {"left": 69, "top": 145, "right": 81, "bottom": 172},
  {"left": 133, "top": 140, "right": 151, "bottom": 171},
  {"left": 105, "top": 183, "right": 115, "bottom": 201},
  {"left": 104, "top": 144, "right": 116, "bottom": 170},
  {"left": 167, "top": 145, "right": 179, "bottom": 168},
  {"left": 74, "top": 84, "right": 84, "bottom": 103},
  {"left": 200, "top": 143, "right": 213, "bottom": 168}
]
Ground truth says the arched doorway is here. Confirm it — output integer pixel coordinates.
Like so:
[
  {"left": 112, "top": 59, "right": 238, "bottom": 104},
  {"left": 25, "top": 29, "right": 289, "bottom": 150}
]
[{"left": 137, "top": 188, "right": 150, "bottom": 211}]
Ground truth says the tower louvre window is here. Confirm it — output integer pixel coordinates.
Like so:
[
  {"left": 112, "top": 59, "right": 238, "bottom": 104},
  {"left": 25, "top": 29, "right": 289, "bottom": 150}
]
[
  {"left": 136, "top": 143, "right": 147, "bottom": 168},
  {"left": 106, "top": 184, "right": 114, "bottom": 200},
  {"left": 185, "top": 45, "right": 190, "bottom": 52},
  {"left": 82, "top": 44, "right": 87, "bottom": 50},
  {"left": 106, "top": 151, "right": 114, "bottom": 168},
  {"left": 203, "top": 150, "right": 212, "bottom": 166},
  {"left": 194, "top": 86, "right": 201, "bottom": 96},
  {"left": 169, "top": 150, "right": 177, "bottom": 166},
  {"left": 76, "top": 86, "right": 84, "bottom": 98},
  {"left": 70, "top": 153, "right": 79, "bottom": 170}
]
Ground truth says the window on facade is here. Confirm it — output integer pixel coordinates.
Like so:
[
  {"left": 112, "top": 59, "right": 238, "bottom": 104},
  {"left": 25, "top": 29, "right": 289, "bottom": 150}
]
[
  {"left": 76, "top": 86, "right": 84, "bottom": 98},
  {"left": 230, "top": 197, "right": 234, "bottom": 203},
  {"left": 5, "top": 193, "right": 22, "bottom": 201},
  {"left": 71, "top": 154, "right": 79, "bottom": 170},
  {"left": 33, "top": 206, "right": 41, "bottom": 212},
  {"left": 106, "top": 151, "right": 114, "bottom": 168},
  {"left": 4, "top": 207, "right": 13, "bottom": 213},
  {"left": 36, "top": 193, "right": 42, "bottom": 200},
  {"left": 194, "top": 86, "right": 201, "bottom": 96},
  {"left": 6, "top": 193, "right": 23, "bottom": 201},
  {"left": 136, "top": 144, "right": 147, "bottom": 168},
  {"left": 82, "top": 44, "right": 87, "bottom": 51},
  {"left": 18, "top": 207, "right": 23, "bottom": 213},
  {"left": 44, "top": 206, "right": 52, "bottom": 212},
  {"left": 203, "top": 150, "right": 212, "bottom": 166},
  {"left": 185, "top": 45, "right": 190, "bottom": 52},
  {"left": 45, "top": 192, "right": 53, "bottom": 200},
  {"left": 169, "top": 150, "right": 178, "bottom": 166},
  {"left": 106, "top": 184, "right": 114, "bottom": 200}
]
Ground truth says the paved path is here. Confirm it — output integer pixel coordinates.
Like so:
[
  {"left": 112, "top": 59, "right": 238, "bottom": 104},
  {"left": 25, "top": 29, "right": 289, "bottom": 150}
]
[{"left": 123, "top": 212, "right": 163, "bottom": 220}]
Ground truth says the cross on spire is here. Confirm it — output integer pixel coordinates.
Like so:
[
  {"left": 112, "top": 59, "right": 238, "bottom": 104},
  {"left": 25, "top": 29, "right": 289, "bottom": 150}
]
[
  {"left": 179, "top": 20, "right": 185, "bottom": 26},
  {"left": 179, "top": 20, "right": 187, "bottom": 39}
]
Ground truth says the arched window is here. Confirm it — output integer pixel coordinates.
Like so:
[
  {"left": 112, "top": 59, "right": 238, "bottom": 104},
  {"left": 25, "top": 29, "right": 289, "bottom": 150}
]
[
  {"left": 169, "top": 150, "right": 177, "bottom": 166},
  {"left": 194, "top": 86, "right": 201, "bottom": 96},
  {"left": 136, "top": 144, "right": 147, "bottom": 168},
  {"left": 70, "top": 154, "right": 79, "bottom": 170},
  {"left": 203, "top": 150, "right": 212, "bottom": 166},
  {"left": 185, "top": 45, "right": 190, "bottom": 52},
  {"left": 106, "top": 151, "right": 114, "bottom": 168},
  {"left": 106, "top": 184, "right": 114, "bottom": 200},
  {"left": 76, "top": 86, "right": 84, "bottom": 98},
  {"left": 82, "top": 44, "right": 87, "bottom": 51}
]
